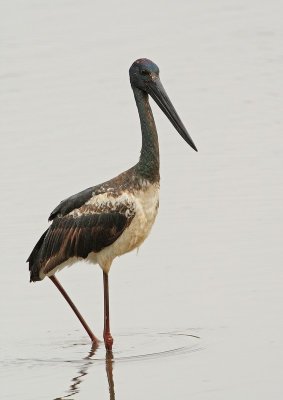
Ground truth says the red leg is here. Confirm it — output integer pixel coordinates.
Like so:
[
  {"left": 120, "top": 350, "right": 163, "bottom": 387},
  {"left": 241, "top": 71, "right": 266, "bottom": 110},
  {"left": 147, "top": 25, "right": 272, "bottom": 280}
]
[
  {"left": 49, "top": 275, "right": 99, "bottom": 346},
  {"left": 103, "top": 272, "right": 113, "bottom": 351}
]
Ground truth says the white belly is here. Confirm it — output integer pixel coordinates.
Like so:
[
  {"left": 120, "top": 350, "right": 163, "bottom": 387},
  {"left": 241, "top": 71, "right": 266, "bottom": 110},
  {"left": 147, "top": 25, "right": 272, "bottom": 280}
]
[{"left": 89, "top": 182, "right": 160, "bottom": 272}]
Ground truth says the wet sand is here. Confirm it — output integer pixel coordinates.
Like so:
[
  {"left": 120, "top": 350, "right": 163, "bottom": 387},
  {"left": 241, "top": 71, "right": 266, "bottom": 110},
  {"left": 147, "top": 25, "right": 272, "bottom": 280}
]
[{"left": 1, "top": 0, "right": 282, "bottom": 398}]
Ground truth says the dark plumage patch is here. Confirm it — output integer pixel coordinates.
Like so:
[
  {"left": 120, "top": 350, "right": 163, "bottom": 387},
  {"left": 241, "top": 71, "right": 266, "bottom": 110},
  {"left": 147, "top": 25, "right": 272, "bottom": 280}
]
[
  {"left": 27, "top": 229, "right": 49, "bottom": 281},
  {"left": 28, "top": 212, "right": 134, "bottom": 282},
  {"left": 49, "top": 187, "right": 95, "bottom": 221},
  {"left": 48, "top": 163, "right": 156, "bottom": 222}
]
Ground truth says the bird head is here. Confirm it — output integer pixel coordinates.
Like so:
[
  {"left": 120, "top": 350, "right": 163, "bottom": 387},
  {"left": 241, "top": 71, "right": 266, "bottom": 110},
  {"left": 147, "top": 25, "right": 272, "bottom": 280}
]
[{"left": 129, "top": 58, "right": 197, "bottom": 152}]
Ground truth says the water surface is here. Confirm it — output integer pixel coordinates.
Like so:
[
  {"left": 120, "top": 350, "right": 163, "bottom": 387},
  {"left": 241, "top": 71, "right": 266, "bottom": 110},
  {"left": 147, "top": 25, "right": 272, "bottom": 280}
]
[{"left": 1, "top": 0, "right": 282, "bottom": 399}]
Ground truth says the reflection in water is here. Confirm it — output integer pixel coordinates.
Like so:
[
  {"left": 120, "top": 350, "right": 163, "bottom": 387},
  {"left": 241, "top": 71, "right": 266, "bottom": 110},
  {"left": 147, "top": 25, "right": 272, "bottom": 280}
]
[
  {"left": 106, "top": 351, "right": 115, "bottom": 400},
  {"left": 12, "top": 331, "right": 199, "bottom": 399},
  {"left": 54, "top": 344, "right": 115, "bottom": 400}
]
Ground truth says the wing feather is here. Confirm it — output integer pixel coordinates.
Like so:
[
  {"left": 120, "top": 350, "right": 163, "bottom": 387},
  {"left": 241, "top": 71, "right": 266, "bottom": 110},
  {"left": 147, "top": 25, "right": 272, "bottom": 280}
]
[
  {"left": 29, "top": 208, "right": 135, "bottom": 281},
  {"left": 45, "top": 213, "right": 132, "bottom": 268}
]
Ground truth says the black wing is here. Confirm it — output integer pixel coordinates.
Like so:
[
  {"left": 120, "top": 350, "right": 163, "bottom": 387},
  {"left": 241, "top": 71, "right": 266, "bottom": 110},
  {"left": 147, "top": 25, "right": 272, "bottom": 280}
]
[
  {"left": 28, "top": 211, "right": 134, "bottom": 282},
  {"left": 48, "top": 186, "right": 95, "bottom": 221},
  {"left": 48, "top": 167, "right": 137, "bottom": 221}
]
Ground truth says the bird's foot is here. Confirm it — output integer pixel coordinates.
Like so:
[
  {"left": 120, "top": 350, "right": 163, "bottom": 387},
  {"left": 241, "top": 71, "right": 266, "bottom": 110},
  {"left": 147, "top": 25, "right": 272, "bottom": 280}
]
[
  {"left": 103, "top": 332, "right": 114, "bottom": 351},
  {"left": 90, "top": 336, "right": 100, "bottom": 350}
]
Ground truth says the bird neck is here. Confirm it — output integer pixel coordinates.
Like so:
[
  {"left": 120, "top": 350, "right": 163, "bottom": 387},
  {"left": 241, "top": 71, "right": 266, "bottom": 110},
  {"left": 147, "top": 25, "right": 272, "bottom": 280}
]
[{"left": 132, "top": 86, "right": 160, "bottom": 183}]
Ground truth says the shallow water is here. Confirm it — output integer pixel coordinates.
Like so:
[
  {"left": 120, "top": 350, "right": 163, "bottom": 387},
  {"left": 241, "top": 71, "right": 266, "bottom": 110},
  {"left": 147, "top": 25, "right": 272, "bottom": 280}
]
[{"left": 1, "top": 0, "right": 282, "bottom": 399}]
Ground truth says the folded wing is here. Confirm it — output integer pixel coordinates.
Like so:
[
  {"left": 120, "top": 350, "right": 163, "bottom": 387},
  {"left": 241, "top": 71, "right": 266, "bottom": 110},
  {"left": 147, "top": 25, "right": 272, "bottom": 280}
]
[{"left": 28, "top": 203, "right": 135, "bottom": 281}]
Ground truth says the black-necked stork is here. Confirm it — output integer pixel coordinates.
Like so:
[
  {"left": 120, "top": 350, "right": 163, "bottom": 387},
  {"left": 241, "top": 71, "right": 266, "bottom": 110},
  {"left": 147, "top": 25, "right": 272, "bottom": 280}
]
[{"left": 27, "top": 58, "right": 197, "bottom": 351}]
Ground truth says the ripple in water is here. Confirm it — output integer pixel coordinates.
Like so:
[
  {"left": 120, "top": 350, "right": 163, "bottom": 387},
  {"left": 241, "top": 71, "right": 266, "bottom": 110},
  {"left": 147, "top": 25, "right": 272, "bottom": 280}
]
[{"left": 4, "top": 329, "right": 202, "bottom": 368}]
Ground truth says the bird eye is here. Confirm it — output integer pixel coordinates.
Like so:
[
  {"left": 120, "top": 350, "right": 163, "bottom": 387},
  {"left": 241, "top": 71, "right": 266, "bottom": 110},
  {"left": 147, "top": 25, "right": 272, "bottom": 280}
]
[{"left": 141, "top": 69, "right": 149, "bottom": 76}]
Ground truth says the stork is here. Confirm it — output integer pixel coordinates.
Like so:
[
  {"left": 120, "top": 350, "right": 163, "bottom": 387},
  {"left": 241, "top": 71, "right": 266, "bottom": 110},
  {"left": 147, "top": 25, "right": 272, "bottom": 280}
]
[{"left": 27, "top": 58, "right": 197, "bottom": 351}]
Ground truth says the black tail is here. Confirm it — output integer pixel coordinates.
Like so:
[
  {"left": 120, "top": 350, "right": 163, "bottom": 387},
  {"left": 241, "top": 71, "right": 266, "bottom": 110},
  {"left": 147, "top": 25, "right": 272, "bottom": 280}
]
[{"left": 27, "top": 229, "right": 49, "bottom": 282}]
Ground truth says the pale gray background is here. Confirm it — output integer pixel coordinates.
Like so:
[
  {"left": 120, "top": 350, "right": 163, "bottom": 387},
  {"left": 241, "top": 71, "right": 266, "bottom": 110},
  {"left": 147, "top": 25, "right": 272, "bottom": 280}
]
[{"left": 1, "top": 0, "right": 282, "bottom": 399}]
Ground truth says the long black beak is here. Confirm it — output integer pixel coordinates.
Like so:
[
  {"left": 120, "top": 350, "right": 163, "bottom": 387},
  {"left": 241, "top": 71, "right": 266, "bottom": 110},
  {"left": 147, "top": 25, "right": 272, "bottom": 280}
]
[{"left": 147, "top": 78, "right": 198, "bottom": 152}]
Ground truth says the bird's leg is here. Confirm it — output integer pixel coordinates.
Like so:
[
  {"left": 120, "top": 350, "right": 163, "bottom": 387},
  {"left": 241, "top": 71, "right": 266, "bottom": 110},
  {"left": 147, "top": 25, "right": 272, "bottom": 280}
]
[
  {"left": 49, "top": 275, "right": 99, "bottom": 346},
  {"left": 103, "top": 271, "right": 113, "bottom": 351}
]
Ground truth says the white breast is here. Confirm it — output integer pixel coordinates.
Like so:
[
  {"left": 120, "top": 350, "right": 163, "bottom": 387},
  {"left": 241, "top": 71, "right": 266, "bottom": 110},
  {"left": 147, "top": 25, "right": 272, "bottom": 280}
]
[{"left": 92, "top": 182, "right": 160, "bottom": 272}]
